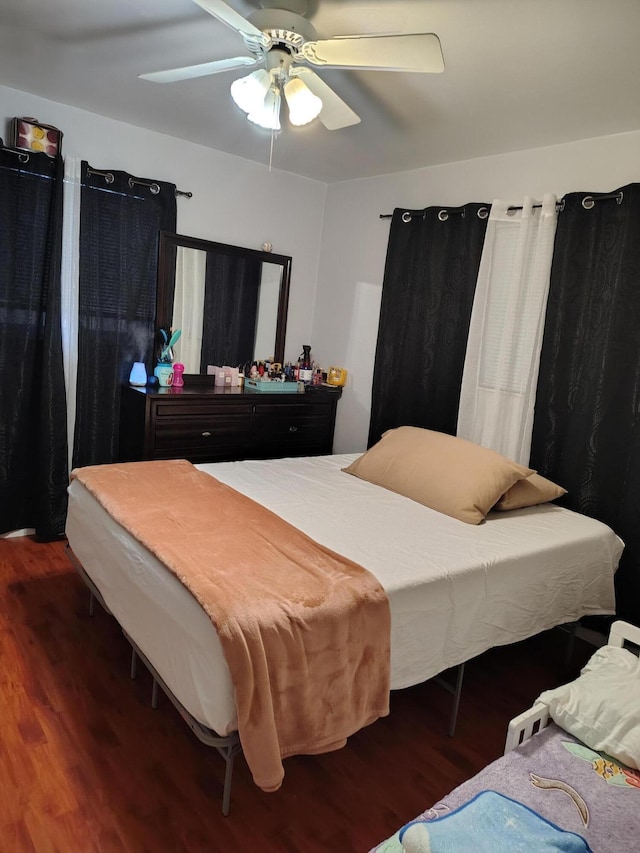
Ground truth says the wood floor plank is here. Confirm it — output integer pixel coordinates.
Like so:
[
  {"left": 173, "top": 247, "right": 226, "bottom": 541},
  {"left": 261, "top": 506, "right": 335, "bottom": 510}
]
[
  {"left": 0, "top": 819, "right": 38, "bottom": 853},
  {"left": 0, "top": 535, "right": 596, "bottom": 852}
]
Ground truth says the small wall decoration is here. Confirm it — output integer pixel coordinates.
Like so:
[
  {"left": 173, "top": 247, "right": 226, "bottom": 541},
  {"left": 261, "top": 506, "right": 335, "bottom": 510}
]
[{"left": 11, "top": 117, "right": 63, "bottom": 156}]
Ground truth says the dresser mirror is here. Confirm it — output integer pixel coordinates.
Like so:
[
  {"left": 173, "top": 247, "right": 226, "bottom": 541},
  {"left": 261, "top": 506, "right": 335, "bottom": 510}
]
[{"left": 156, "top": 231, "right": 291, "bottom": 376}]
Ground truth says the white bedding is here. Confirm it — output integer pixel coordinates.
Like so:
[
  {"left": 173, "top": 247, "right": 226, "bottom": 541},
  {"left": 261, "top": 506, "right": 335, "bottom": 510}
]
[{"left": 65, "top": 453, "right": 622, "bottom": 737}]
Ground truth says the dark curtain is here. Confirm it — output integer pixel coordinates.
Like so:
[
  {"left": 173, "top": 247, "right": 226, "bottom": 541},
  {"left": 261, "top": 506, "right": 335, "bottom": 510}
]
[
  {"left": 368, "top": 204, "right": 489, "bottom": 447},
  {"left": 0, "top": 149, "right": 68, "bottom": 538},
  {"left": 73, "top": 164, "right": 176, "bottom": 468},
  {"left": 200, "top": 254, "right": 262, "bottom": 369},
  {"left": 530, "top": 184, "right": 640, "bottom": 626}
]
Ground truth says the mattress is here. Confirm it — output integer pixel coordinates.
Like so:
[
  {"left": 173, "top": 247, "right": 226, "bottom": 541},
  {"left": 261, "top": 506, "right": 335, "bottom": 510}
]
[{"left": 65, "top": 453, "right": 622, "bottom": 737}]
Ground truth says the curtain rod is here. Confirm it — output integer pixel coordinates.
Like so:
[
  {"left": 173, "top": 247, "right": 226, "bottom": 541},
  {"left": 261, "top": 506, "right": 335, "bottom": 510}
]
[
  {"left": 380, "top": 207, "right": 490, "bottom": 222},
  {"left": 506, "top": 200, "right": 565, "bottom": 213},
  {"left": 380, "top": 191, "right": 624, "bottom": 221},
  {"left": 0, "top": 143, "right": 55, "bottom": 165},
  {"left": 0, "top": 150, "right": 193, "bottom": 198},
  {"left": 86, "top": 167, "right": 192, "bottom": 198}
]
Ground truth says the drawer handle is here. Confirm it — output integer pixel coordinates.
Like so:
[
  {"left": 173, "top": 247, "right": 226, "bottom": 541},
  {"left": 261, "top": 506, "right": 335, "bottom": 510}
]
[
  {"left": 289, "top": 425, "right": 298, "bottom": 433},
  {"left": 201, "top": 430, "right": 212, "bottom": 437}
]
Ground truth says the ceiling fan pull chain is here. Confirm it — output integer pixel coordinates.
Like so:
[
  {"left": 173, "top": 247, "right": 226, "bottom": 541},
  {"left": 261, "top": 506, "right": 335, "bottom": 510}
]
[{"left": 269, "top": 126, "right": 275, "bottom": 172}]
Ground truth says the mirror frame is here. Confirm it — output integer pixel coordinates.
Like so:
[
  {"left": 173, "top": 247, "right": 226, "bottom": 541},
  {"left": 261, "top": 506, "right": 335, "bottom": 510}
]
[{"left": 156, "top": 231, "right": 291, "bottom": 377}]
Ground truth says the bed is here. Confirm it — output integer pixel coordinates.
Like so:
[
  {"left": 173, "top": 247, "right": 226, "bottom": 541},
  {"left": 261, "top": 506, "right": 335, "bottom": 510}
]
[
  {"left": 65, "top": 451, "right": 623, "bottom": 813},
  {"left": 371, "top": 619, "right": 640, "bottom": 852}
]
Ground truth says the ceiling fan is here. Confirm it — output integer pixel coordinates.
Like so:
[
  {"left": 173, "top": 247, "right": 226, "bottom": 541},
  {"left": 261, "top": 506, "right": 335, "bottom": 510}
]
[{"left": 139, "top": 0, "right": 444, "bottom": 131}]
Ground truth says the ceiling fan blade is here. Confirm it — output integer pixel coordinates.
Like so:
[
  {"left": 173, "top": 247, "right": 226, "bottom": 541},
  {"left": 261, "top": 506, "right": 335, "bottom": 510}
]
[
  {"left": 290, "top": 67, "right": 360, "bottom": 130},
  {"left": 300, "top": 33, "right": 444, "bottom": 73},
  {"left": 139, "top": 55, "right": 259, "bottom": 83},
  {"left": 192, "top": 0, "right": 269, "bottom": 45}
]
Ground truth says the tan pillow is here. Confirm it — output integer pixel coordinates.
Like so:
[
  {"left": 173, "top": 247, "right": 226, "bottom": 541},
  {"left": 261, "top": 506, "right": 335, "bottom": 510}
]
[
  {"left": 494, "top": 472, "right": 567, "bottom": 511},
  {"left": 343, "top": 426, "right": 533, "bottom": 524}
]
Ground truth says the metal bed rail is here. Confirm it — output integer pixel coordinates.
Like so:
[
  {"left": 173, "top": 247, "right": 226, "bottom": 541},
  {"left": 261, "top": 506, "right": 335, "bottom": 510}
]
[{"left": 66, "top": 544, "right": 241, "bottom": 816}]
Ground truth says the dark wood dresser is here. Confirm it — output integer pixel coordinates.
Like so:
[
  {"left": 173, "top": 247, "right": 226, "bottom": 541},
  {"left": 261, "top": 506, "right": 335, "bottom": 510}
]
[{"left": 119, "top": 383, "right": 342, "bottom": 464}]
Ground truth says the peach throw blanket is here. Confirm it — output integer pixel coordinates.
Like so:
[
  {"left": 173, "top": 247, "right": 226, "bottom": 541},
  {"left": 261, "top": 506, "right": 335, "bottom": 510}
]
[{"left": 71, "top": 460, "right": 391, "bottom": 791}]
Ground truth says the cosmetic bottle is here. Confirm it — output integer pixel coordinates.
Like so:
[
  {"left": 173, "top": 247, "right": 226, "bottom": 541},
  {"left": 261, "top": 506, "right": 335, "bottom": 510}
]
[{"left": 299, "top": 345, "right": 313, "bottom": 384}]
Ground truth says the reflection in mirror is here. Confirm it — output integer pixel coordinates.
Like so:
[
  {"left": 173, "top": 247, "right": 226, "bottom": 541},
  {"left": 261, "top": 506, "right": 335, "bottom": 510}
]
[
  {"left": 173, "top": 247, "right": 206, "bottom": 372},
  {"left": 156, "top": 232, "right": 291, "bottom": 375}
]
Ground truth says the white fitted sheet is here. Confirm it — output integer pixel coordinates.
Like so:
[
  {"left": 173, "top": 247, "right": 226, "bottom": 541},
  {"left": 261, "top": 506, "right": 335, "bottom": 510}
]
[{"left": 65, "top": 454, "right": 622, "bottom": 736}]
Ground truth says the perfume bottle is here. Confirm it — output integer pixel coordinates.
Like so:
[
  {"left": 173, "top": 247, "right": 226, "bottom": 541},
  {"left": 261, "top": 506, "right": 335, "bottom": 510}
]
[{"left": 299, "top": 345, "right": 313, "bottom": 384}]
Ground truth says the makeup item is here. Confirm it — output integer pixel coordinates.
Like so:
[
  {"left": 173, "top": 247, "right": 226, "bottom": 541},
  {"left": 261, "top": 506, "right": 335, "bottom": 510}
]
[
  {"left": 327, "top": 366, "right": 347, "bottom": 386},
  {"left": 299, "top": 345, "right": 313, "bottom": 384}
]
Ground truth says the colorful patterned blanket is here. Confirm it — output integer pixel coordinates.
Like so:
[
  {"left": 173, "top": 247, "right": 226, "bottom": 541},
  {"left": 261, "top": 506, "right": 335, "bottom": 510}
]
[
  {"left": 373, "top": 723, "right": 640, "bottom": 852},
  {"left": 400, "top": 790, "right": 591, "bottom": 852}
]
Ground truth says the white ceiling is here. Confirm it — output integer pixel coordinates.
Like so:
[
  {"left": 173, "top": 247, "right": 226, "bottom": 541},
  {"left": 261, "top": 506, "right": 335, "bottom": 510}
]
[{"left": 1, "top": 0, "right": 640, "bottom": 183}]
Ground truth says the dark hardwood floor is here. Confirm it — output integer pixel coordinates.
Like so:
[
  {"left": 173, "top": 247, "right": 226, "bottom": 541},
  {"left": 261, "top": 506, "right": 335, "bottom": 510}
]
[{"left": 0, "top": 535, "right": 596, "bottom": 852}]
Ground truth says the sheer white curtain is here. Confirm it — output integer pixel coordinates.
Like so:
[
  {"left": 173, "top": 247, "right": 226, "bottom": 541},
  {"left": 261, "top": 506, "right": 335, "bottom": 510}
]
[
  {"left": 457, "top": 195, "right": 558, "bottom": 465},
  {"left": 60, "top": 156, "right": 81, "bottom": 472},
  {"left": 172, "top": 246, "right": 206, "bottom": 372}
]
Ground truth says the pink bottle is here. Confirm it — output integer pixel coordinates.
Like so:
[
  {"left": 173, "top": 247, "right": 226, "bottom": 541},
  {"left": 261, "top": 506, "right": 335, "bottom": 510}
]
[{"left": 172, "top": 363, "right": 185, "bottom": 388}]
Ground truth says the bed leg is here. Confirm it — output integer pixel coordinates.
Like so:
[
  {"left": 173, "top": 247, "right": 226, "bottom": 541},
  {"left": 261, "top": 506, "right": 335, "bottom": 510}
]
[
  {"left": 221, "top": 747, "right": 236, "bottom": 817},
  {"left": 564, "top": 622, "right": 577, "bottom": 666},
  {"left": 448, "top": 662, "right": 465, "bottom": 738},
  {"left": 88, "top": 591, "right": 95, "bottom": 617},
  {"left": 151, "top": 678, "right": 159, "bottom": 709},
  {"left": 130, "top": 649, "right": 138, "bottom": 680}
]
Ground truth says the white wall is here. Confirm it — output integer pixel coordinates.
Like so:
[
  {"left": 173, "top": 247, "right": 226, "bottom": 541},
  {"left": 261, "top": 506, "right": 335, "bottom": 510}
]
[
  {"left": 0, "top": 85, "right": 326, "bottom": 364},
  {"left": 314, "top": 130, "right": 640, "bottom": 452},
  {"left": 4, "top": 84, "right": 640, "bottom": 457}
]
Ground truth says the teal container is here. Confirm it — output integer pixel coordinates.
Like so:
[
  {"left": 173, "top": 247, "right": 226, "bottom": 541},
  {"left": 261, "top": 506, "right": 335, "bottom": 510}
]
[{"left": 154, "top": 363, "right": 174, "bottom": 387}]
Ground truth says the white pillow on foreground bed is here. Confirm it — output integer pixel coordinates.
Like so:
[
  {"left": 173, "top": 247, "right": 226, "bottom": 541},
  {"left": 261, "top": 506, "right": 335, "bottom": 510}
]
[{"left": 537, "top": 644, "right": 640, "bottom": 769}]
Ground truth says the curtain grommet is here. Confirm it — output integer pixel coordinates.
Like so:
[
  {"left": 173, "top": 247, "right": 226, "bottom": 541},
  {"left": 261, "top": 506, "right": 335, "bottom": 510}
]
[
  {"left": 477, "top": 207, "right": 489, "bottom": 219},
  {"left": 438, "top": 210, "right": 449, "bottom": 221},
  {"left": 401, "top": 211, "right": 412, "bottom": 223},
  {"left": 582, "top": 196, "right": 595, "bottom": 210}
]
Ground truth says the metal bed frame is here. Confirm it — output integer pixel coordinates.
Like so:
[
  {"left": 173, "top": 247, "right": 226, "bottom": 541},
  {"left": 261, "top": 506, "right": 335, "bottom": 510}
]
[
  {"left": 67, "top": 545, "right": 242, "bottom": 816},
  {"left": 66, "top": 543, "right": 581, "bottom": 814}
]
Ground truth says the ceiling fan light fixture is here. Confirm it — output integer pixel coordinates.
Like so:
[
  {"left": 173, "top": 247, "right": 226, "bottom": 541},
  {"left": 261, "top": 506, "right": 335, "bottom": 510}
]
[
  {"left": 230, "top": 68, "right": 271, "bottom": 114},
  {"left": 284, "top": 77, "right": 323, "bottom": 126},
  {"left": 247, "top": 85, "right": 282, "bottom": 131}
]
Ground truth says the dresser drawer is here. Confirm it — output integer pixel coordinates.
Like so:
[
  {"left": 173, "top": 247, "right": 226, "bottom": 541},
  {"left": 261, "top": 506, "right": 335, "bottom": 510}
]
[
  {"left": 153, "top": 413, "right": 252, "bottom": 458},
  {"left": 253, "top": 404, "right": 332, "bottom": 455},
  {"left": 153, "top": 401, "right": 253, "bottom": 419},
  {"left": 151, "top": 400, "right": 253, "bottom": 459},
  {"left": 119, "top": 385, "right": 340, "bottom": 464}
]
